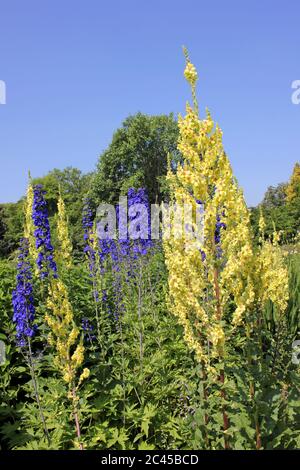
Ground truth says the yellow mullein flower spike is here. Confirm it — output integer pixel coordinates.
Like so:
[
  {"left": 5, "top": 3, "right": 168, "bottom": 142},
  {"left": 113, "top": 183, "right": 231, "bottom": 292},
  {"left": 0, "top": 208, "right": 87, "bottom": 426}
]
[
  {"left": 78, "top": 367, "right": 90, "bottom": 387},
  {"left": 286, "top": 162, "right": 300, "bottom": 202},
  {"left": 165, "top": 52, "right": 290, "bottom": 370},
  {"left": 184, "top": 61, "right": 198, "bottom": 86},
  {"left": 57, "top": 191, "right": 73, "bottom": 267},
  {"left": 45, "top": 277, "right": 89, "bottom": 450},
  {"left": 255, "top": 231, "right": 289, "bottom": 316},
  {"left": 255, "top": 208, "right": 289, "bottom": 315},
  {"left": 24, "top": 180, "right": 39, "bottom": 273},
  {"left": 163, "top": 52, "right": 256, "bottom": 367},
  {"left": 46, "top": 278, "right": 88, "bottom": 386}
]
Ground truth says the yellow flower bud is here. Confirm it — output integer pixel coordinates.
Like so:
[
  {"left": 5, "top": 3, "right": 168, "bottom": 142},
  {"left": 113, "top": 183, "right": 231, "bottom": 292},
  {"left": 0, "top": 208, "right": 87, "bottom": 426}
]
[
  {"left": 79, "top": 367, "right": 90, "bottom": 386},
  {"left": 56, "top": 192, "right": 72, "bottom": 267},
  {"left": 46, "top": 279, "right": 88, "bottom": 391},
  {"left": 184, "top": 61, "right": 198, "bottom": 86}
]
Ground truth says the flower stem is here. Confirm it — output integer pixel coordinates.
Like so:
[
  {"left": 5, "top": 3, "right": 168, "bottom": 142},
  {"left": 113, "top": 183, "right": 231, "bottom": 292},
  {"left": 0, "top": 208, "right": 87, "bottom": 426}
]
[
  {"left": 213, "top": 265, "right": 230, "bottom": 449},
  {"left": 71, "top": 385, "right": 83, "bottom": 450},
  {"left": 137, "top": 261, "right": 144, "bottom": 376},
  {"left": 27, "top": 339, "right": 51, "bottom": 446}
]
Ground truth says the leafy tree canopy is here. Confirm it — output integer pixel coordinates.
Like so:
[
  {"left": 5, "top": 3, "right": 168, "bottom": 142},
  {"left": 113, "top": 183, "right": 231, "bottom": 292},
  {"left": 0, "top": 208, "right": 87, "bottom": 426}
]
[
  {"left": 261, "top": 183, "right": 287, "bottom": 209},
  {"left": 286, "top": 162, "right": 300, "bottom": 202},
  {"left": 90, "top": 113, "right": 180, "bottom": 205},
  {"left": 251, "top": 162, "right": 300, "bottom": 243},
  {"left": 0, "top": 167, "right": 92, "bottom": 259}
]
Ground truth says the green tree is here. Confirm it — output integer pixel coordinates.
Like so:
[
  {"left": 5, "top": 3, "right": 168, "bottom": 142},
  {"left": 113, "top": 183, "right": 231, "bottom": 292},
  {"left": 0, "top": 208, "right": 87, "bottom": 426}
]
[
  {"left": 32, "top": 167, "right": 92, "bottom": 257},
  {"left": 261, "top": 183, "right": 287, "bottom": 209},
  {"left": 0, "top": 206, "right": 7, "bottom": 256},
  {"left": 0, "top": 167, "right": 92, "bottom": 260},
  {"left": 250, "top": 166, "right": 300, "bottom": 243},
  {"left": 0, "top": 201, "right": 24, "bottom": 258},
  {"left": 286, "top": 162, "right": 300, "bottom": 202},
  {"left": 90, "top": 113, "right": 179, "bottom": 205}
]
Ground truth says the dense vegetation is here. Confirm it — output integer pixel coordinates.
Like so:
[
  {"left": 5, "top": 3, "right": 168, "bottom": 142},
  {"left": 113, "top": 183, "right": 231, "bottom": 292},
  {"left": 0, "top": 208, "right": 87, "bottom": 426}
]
[
  {"left": 250, "top": 163, "right": 300, "bottom": 244},
  {"left": 0, "top": 56, "right": 299, "bottom": 451}
]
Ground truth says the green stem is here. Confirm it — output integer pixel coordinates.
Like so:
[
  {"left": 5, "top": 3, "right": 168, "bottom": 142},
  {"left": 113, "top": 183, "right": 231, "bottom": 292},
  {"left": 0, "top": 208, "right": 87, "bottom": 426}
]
[
  {"left": 71, "top": 384, "right": 84, "bottom": 450},
  {"left": 27, "top": 339, "right": 51, "bottom": 446}
]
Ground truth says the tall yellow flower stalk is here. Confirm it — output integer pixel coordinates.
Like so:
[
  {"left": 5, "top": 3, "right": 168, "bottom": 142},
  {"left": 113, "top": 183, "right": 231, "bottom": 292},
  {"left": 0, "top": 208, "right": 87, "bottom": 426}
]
[
  {"left": 24, "top": 178, "right": 38, "bottom": 271},
  {"left": 286, "top": 162, "right": 300, "bottom": 202},
  {"left": 164, "top": 51, "right": 255, "bottom": 368},
  {"left": 46, "top": 279, "right": 89, "bottom": 449},
  {"left": 256, "top": 211, "right": 289, "bottom": 316},
  {"left": 164, "top": 51, "right": 290, "bottom": 448},
  {"left": 56, "top": 191, "right": 73, "bottom": 268}
]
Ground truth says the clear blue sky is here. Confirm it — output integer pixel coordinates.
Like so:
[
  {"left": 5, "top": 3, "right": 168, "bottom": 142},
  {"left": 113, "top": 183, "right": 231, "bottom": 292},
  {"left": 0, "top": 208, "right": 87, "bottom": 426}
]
[{"left": 0, "top": 0, "right": 299, "bottom": 206}]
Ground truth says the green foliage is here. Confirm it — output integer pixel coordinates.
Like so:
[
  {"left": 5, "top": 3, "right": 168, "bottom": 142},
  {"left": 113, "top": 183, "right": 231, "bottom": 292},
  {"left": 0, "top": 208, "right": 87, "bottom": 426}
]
[
  {"left": 0, "top": 167, "right": 92, "bottom": 260},
  {"left": 0, "top": 129, "right": 299, "bottom": 450},
  {"left": 0, "top": 201, "right": 24, "bottom": 258},
  {"left": 90, "top": 113, "right": 180, "bottom": 205},
  {"left": 0, "top": 249, "right": 197, "bottom": 449},
  {"left": 250, "top": 164, "right": 300, "bottom": 243},
  {"left": 261, "top": 183, "right": 287, "bottom": 209},
  {"left": 1, "top": 237, "right": 299, "bottom": 450},
  {"left": 79, "top": 248, "right": 197, "bottom": 450},
  {"left": 32, "top": 167, "right": 92, "bottom": 258}
]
